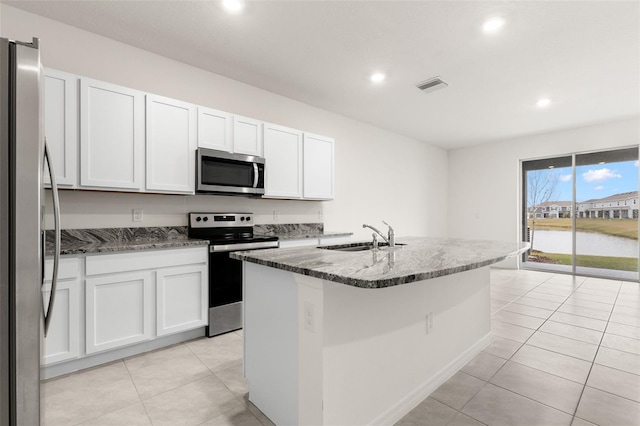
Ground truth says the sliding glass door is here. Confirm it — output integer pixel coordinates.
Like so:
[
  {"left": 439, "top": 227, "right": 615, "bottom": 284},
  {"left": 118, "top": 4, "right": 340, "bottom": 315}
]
[{"left": 522, "top": 147, "right": 639, "bottom": 280}]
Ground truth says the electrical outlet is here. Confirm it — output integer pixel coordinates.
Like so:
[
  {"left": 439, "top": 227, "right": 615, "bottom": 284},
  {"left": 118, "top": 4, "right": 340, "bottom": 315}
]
[
  {"left": 132, "top": 209, "right": 143, "bottom": 222},
  {"left": 273, "top": 210, "right": 280, "bottom": 221},
  {"left": 318, "top": 210, "right": 323, "bottom": 220},
  {"left": 304, "top": 302, "right": 315, "bottom": 333},
  {"left": 426, "top": 312, "right": 434, "bottom": 334}
]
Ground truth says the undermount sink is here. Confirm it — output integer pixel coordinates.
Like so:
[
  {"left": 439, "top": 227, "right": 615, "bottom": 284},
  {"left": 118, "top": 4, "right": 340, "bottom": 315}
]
[{"left": 320, "top": 242, "right": 406, "bottom": 252}]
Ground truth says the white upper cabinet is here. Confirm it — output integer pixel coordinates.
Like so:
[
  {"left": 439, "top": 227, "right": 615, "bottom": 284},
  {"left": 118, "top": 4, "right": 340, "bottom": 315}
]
[
  {"left": 233, "top": 115, "right": 263, "bottom": 156},
  {"left": 303, "top": 133, "right": 335, "bottom": 200},
  {"left": 79, "top": 78, "right": 144, "bottom": 191},
  {"left": 44, "top": 69, "right": 78, "bottom": 187},
  {"left": 197, "top": 106, "right": 233, "bottom": 152},
  {"left": 263, "top": 123, "right": 303, "bottom": 199},
  {"left": 146, "top": 95, "right": 196, "bottom": 194}
]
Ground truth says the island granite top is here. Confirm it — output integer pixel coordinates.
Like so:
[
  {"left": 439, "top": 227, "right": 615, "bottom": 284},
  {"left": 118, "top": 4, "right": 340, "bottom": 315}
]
[{"left": 231, "top": 237, "right": 530, "bottom": 289}]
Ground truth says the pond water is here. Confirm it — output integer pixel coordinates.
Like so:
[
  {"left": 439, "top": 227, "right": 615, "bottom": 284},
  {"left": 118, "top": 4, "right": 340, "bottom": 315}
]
[{"left": 531, "top": 230, "right": 639, "bottom": 258}]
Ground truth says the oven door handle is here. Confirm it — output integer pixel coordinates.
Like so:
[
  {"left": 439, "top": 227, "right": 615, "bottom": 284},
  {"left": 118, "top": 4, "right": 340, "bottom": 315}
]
[
  {"left": 210, "top": 241, "right": 279, "bottom": 252},
  {"left": 252, "top": 163, "right": 259, "bottom": 188}
]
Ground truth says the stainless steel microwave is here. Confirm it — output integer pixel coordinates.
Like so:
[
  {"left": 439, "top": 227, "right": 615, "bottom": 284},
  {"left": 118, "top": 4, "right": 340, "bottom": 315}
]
[{"left": 196, "top": 148, "right": 265, "bottom": 196}]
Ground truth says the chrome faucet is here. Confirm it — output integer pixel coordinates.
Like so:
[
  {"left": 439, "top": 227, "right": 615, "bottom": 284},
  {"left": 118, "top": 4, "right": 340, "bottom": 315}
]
[{"left": 362, "top": 221, "right": 395, "bottom": 247}]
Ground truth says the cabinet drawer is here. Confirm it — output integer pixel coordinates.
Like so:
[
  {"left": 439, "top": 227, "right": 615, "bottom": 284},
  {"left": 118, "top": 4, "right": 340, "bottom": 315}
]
[
  {"left": 44, "top": 257, "right": 81, "bottom": 281},
  {"left": 85, "top": 247, "right": 207, "bottom": 276}
]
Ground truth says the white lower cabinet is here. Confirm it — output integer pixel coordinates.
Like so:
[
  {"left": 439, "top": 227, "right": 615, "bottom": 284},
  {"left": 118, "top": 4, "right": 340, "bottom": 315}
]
[
  {"left": 42, "top": 257, "right": 82, "bottom": 365},
  {"left": 39, "top": 247, "right": 209, "bottom": 366},
  {"left": 156, "top": 264, "right": 208, "bottom": 336},
  {"left": 85, "top": 271, "right": 153, "bottom": 354}
]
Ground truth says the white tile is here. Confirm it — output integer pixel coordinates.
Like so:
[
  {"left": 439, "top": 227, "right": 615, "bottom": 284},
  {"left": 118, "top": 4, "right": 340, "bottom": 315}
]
[
  {"left": 576, "top": 386, "right": 640, "bottom": 426},
  {"left": 601, "top": 332, "right": 640, "bottom": 355},
  {"left": 501, "top": 302, "right": 555, "bottom": 319},
  {"left": 492, "top": 320, "right": 536, "bottom": 343},
  {"left": 430, "top": 371, "right": 485, "bottom": 410},
  {"left": 483, "top": 335, "right": 523, "bottom": 359},
  {"left": 595, "top": 346, "right": 640, "bottom": 375},
  {"left": 511, "top": 345, "right": 592, "bottom": 384},
  {"left": 492, "top": 310, "right": 546, "bottom": 330},
  {"left": 489, "top": 361, "right": 583, "bottom": 414},
  {"left": 539, "top": 320, "right": 603, "bottom": 345},
  {"left": 606, "top": 322, "right": 640, "bottom": 340},
  {"left": 527, "top": 331, "right": 598, "bottom": 362},
  {"left": 461, "top": 351, "right": 506, "bottom": 381},
  {"left": 556, "top": 303, "right": 611, "bottom": 321},
  {"left": 587, "top": 363, "right": 640, "bottom": 403},
  {"left": 549, "top": 312, "right": 607, "bottom": 332},
  {"left": 462, "top": 383, "right": 573, "bottom": 426}
]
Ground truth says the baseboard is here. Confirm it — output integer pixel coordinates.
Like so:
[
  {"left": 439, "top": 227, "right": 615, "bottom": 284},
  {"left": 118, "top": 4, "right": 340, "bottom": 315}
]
[
  {"left": 371, "top": 332, "right": 493, "bottom": 426},
  {"left": 41, "top": 327, "right": 206, "bottom": 380}
]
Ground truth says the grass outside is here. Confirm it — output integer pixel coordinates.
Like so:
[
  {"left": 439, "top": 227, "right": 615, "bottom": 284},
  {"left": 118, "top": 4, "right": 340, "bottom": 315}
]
[
  {"left": 528, "top": 250, "right": 638, "bottom": 272},
  {"left": 527, "top": 218, "right": 638, "bottom": 240}
]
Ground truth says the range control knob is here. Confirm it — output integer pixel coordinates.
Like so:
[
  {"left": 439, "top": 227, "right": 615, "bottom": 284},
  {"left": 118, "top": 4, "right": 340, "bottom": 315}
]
[
  {"left": 245, "top": 216, "right": 251, "bottom": 222},
  {"left": 240, "top": 217, "right": 245, "bottom": 221},
  {"left": 203, "top": 216, "right": 208, "bottom": 222},
  {"left": 195, "top": 216, "right": 202, "bottom": 222}
]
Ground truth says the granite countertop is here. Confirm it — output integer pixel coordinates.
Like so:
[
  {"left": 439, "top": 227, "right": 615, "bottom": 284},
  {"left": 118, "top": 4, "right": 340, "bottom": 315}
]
[
  {"left": 231, "top": 237, "right": 530, "bottom": 289},
  {"left": 254, "top": 223, "right": 352, "bottom": 241},
  {"left": 46, "top": 227, "right": 208, "bottom": 256}
]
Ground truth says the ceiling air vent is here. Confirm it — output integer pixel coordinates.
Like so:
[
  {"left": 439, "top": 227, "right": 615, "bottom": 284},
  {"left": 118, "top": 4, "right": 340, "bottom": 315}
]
[{"left": 416, "top": 77, "right": 448, "bottom": 93}]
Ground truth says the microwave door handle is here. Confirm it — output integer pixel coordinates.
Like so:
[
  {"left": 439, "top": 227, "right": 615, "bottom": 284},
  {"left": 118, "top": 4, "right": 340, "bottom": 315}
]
[{"left": 253, "top": 163, "right": 259, "bottom": 188}]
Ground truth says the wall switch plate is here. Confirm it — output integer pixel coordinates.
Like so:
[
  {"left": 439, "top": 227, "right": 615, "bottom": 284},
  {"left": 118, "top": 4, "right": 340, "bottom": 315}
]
[
  {"left": 426, "top": 312, "right": 434, "bottom": 334},
  {"left": 273, "top": 210, "right": 280, "bottom": 221},
  {"left": 132, "top": 209, "right": 143, "bottom": 222},
  {"left": 318, "top": 210, "right": 323, "bottom": 220}
]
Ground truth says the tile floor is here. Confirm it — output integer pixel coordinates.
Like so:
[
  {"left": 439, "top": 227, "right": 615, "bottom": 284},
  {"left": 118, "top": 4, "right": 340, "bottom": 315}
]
[
  {"left": 397, "top": 268, "right": 640, "bottom": 426},
  {"left": 43, "top": 269, "right": 640, "bottom": 425}
]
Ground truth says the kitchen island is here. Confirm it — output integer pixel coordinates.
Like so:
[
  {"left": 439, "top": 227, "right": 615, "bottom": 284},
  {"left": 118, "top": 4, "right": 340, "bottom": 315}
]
[{"left": 232, "top": 237, "right": 529, "bottom": 426}]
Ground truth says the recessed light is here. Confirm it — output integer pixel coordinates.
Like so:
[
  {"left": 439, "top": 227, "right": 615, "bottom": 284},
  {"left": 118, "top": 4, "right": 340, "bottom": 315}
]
[
  {"left": 370, "top": 73, "right": 386, "bottom": 83},
  {"left": 482, "top": 17, "right": 505, "bottom": 33},
  {"left": 222, "top": 0, "right": 243, "bottom": 13},
  {"left": 536, "top": 98, "right": 552, "bottom": 108}
]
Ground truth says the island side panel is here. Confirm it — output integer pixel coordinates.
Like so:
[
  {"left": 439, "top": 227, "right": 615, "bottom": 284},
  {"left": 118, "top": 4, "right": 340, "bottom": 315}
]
[
  {"left": 321, "top": 267, "right": 492, "bottom": 426},
  {"left": 243, "top": 262, "right": 299, "bottom": 426}
]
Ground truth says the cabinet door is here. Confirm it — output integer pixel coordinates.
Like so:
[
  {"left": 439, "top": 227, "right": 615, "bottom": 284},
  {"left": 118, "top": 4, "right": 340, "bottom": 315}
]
[
  {"left": 263, "top": 123, "right": 303, "bottom": 199},
  {"left": 156, "top": 264, "right": 208, "bottom": 336},
  {"left": 146, "top": 95, "right": 196, "bottom": 194},
  {"left": 303, "top": 133, "right": 335, "bottom": 200},
  {"left": 85, "top": 272, "right": 152, "bottom": 354},
  {"left": 233, "top": 115, "right": 263, "bottom": 156},
  {"left": 44, "top": 69, "right": 78, "bottom": 187},
  {"left": 41, "top": 279, "right": 81, "bottom": 365},
  {"left": 197, "top": 106, "right": 232, "bottom": 152},
  {"left": 80, "top": 78, "right": 144, "bottom": 190}
]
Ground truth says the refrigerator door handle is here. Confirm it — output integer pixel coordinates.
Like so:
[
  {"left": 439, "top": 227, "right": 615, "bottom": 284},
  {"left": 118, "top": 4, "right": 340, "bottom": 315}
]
[{"left": 42, "top": 140, "right": 60, "bottom": 337}]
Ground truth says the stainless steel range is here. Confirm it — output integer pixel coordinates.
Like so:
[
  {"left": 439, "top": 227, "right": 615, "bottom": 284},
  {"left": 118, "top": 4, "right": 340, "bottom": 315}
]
[{"left": 188, "top": 212, "right": 279, "bottom": 337}]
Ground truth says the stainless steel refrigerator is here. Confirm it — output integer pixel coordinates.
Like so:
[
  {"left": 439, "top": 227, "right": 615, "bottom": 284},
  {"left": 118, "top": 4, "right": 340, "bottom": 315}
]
[{"left": 0, "top": 37, "right": 60, "bottom": 426}]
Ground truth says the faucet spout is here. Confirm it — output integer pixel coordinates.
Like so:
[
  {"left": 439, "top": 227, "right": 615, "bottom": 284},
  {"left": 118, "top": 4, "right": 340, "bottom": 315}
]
[
  {"left": 362, "top": 221, "right": 396, "bottom": 247},
  {"left": 362, "top": 223, "right": 388, "bottom": 244}
]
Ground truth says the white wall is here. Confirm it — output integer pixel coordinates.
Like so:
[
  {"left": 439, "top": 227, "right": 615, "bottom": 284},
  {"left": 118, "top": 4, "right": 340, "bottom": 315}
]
[
  {"left": 1, "top": 5, "right": 448, "bottom": 239},
  {"left": 447, "top": 117, "right": 640, "bottom": 266}
]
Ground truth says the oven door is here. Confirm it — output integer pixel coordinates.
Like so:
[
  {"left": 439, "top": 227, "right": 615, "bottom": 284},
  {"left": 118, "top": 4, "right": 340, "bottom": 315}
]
[
  {"left": 196, "top": 148, "right": 265, "bottom": 195},
  {"left": 207, "top": 241, "right": 278, "bottom": 337}
]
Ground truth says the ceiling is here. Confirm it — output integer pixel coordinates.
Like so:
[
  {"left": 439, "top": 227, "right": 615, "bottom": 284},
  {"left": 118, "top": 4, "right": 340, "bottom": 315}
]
[{"left": 4, "top": 0, "right": 640, "bottom": 149}]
